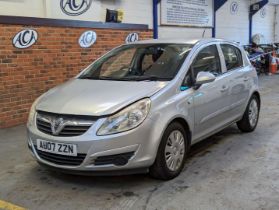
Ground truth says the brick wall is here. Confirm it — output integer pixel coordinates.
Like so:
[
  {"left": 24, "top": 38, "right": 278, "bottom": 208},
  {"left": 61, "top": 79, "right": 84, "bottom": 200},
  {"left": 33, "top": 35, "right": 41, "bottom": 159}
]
[{"left": 0, "top": 24, "right": 153, "bottom": 128}]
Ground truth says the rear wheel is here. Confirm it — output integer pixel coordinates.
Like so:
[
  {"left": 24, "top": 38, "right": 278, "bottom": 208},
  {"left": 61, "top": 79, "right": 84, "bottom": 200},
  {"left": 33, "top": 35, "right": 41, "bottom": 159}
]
[
  {"left": 237, "top": 95, "right": 260, "bottom": 132},
  {"left": 149, "top": 122, "right": 189, "bottom": 180}
]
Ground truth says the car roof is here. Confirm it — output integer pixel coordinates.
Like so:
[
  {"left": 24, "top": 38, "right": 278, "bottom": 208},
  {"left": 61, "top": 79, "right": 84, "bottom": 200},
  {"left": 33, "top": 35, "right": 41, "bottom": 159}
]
[{"left": 129, "top": 38, "right": 240, "bottom": 46}]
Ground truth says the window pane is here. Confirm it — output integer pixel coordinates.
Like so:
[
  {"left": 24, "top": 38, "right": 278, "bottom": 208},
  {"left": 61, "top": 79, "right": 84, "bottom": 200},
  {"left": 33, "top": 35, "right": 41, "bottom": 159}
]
[
  {"left": 221, "top": 44, "right": 243, "bottom": 71},
  {"left": 80, "top": 44, "right": 193, "bottom": 81},
  {"left": 192, "top": 45, "right": 221, "bottom": 77},
  {"left": 100, "top": 48, "right": 136, "bottom": 77}
]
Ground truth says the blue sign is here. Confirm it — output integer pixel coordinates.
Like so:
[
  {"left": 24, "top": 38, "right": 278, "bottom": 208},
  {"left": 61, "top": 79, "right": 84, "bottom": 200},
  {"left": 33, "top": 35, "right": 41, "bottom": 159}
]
[
  {"left": 13, "top": 29, "right": 38, "bottom": 49},
  {"left": 79, "top": 31, "right": 97, "bottom": 48},
  {"left": 260, "top": 7, "right": 266, "bottom": 18},
  {"left": 60, "top": 0, "right": 93, "bottom": 16},
  {"left": 230, "top": 2, "right": 239, "bottom": 15},
  {"left": 125, "top": 33, "right": 139, "bottom": 43}
]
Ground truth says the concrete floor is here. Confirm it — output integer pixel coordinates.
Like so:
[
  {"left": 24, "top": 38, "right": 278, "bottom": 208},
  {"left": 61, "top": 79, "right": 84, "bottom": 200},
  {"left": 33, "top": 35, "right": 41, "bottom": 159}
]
[{"left": 1, "top": 75, "right": 279, "bottom": 210}]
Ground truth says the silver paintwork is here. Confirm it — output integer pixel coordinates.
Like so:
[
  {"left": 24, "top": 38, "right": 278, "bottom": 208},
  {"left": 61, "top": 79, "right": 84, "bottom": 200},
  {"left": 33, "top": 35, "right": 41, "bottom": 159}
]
[
  {"left": 27, "top": 38, "right": 260, "bottom": 173},
  {"left": 195, "top": 72, "right": 216, "bottom": 85},
  {"left": 35, "top": 79, "right": 168, "bottom": 116}
]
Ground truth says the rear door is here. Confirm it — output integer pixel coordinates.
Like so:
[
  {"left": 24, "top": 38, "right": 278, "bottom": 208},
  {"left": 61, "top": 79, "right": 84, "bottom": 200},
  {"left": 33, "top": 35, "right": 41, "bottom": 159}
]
[{"left": 220, "top": 44, "right": 251, "bottom": 119}]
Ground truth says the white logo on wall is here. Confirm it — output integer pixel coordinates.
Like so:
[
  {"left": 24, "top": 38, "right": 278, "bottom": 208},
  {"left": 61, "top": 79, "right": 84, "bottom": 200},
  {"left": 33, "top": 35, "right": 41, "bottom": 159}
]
[
  {"left": 260, "top": 7, "right": 266, "bottom": 18},
  {"left": 126, "top": 33, "right": 139, "bottom": 43},
  {"left": 13, "top": 29, "right": 38, "bottom": 49},
  {"left": 79, "top": 31, "right": 97, "bottom": 48},
  {"left": 60, "top": 0, "right": 93, "bottom": 16},
  {"left": 230, "top": 2, "right": 239, "bottom": 15}
]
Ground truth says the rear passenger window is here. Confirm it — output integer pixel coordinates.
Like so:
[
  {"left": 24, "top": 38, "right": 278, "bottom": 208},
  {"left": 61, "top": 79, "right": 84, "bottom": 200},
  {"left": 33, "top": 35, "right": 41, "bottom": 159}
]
[
  {"left": 221, "top": 44, "right": 243, "bottom": 71},
  {"left": 191, "top": 45, "right": 222, "bottom": 78}
]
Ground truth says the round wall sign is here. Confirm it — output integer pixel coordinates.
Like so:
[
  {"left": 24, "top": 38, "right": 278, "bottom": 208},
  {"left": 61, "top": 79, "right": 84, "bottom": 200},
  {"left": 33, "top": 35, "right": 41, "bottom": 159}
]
[
  {"left": 230, "top": 1, "right": 239, "bottom": 15},
  {"left": 125, "top": 33, "right": 139, "bottom": 43},
  {"left": 79, "top": 30, "right": 97, "bottom": 48},
  {"left": 60, "top": 0, "right": 93, "bottom": 16},
  {"left": 13, "top": 29, "right": 38, "bottom": 49},
  {"left": 260, "top": 7, "right": 266, "bottom": 18}
]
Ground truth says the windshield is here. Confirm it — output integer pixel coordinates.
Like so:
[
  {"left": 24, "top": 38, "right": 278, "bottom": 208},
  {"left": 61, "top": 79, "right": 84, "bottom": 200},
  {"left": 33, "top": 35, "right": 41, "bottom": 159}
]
[{"left": 79, "top": 44, "right": 193, "bottom": 81}]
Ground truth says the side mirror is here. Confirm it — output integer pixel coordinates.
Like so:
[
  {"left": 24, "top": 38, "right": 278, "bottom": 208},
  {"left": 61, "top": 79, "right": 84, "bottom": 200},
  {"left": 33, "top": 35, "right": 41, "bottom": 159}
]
[{"left": 194, "top": 71, "right": 216, "bottom": 89}]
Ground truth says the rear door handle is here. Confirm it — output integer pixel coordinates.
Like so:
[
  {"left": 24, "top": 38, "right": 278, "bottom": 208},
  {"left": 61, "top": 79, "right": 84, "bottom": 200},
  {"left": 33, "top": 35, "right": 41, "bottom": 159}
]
[{"left": 243, "top": 77, "right": 249, "bottom": 82}]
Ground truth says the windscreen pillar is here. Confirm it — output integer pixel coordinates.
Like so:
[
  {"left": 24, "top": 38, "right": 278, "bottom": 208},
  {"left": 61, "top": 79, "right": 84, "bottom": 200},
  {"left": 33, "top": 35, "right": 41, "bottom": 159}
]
[
  {"left": 249, "top": 0, "right": 269, "bottom": 44},
  {"left": 212, "top": 0, "right": 228, "bottom": 38}
]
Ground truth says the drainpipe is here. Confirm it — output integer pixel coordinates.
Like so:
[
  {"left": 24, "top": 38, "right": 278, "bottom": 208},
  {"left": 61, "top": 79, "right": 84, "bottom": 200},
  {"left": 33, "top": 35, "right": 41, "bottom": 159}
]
[
  {"left": 249, "top": 0, "right": 269, "bottom": 43},
  {"left": 153, "top": 0, "right": 159, "bottom": 39},
  {"left": 212, "top": 0, "right": 228, "bottom": 38}
]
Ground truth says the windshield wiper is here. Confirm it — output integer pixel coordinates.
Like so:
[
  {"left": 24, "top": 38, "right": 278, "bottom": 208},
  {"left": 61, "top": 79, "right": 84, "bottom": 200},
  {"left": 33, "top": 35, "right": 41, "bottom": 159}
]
[
  {"left": 79, "top": 76, "right": 124, "bottom": 81},
  {"left": 79, "top": 75, "right": 170, "bottom": 81},
  {"left": 128, "top": 76, "right": 171, "bottom": 81}
]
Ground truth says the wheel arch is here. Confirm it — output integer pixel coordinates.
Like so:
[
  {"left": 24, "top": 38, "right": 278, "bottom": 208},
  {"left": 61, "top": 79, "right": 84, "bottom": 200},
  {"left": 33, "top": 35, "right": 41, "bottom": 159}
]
[
  {"left": 168, "top": 117, "right": 192, "bottom": 146},
  {"left": 252, "top": 91, "right": 261, "bottom": 109}
]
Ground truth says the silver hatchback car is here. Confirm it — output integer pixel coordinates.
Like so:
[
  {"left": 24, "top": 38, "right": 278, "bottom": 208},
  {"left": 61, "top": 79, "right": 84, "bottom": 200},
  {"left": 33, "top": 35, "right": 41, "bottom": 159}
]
[{"left": 27, "top": 38, "right": 260, "bottom": 180}]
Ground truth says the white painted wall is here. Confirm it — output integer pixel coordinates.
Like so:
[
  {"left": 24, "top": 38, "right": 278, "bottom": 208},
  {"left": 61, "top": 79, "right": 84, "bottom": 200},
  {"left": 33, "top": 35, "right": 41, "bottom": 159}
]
[
  {"left": 158, "top": 26, "right": 212, "bottom": 40},
  {"left": 45, "top": 0, "right": 153, "bottom": 27},
  {"left": 0, "top": 0, "right": 153, "bottom": 27},
  {"left": 158, "top": 0, "right": 277, "bottom": 44},
  {"left": 216, "top": 0, "right": 250, "bottom": 45},
  {"left": 275, "top": 6, "right": 279, "bottom": 42},
  {"left": 0, "top": 0, "right": 45, "bottom": 17},
  {"left": 102, "top": 0, "right": 153, "bottom": 28},
  {"left": 252, "top": 5, "right": 276, "bottom": 43},
  {"left": 0, "top": 0, "right": 278, "bottom": 44}
]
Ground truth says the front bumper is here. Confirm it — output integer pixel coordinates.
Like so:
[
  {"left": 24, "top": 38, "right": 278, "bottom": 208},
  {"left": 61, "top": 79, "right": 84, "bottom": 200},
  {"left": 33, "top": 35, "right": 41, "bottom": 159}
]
[{"left": 27, "top": 117, "right": 159, "bottom": 174}]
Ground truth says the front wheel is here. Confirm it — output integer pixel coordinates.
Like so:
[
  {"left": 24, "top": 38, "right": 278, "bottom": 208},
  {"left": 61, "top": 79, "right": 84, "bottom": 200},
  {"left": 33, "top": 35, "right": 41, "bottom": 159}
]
[
  {"left": 149, "top": 122, "right": 189, "bottom": 180},
  {"left": 237, "top": 95, "right": 260, "bottom": 132}
]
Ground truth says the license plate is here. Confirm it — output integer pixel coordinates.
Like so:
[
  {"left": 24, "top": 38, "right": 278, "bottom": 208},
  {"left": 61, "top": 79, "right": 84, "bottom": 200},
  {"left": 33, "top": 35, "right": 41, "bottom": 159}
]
[{"left": 36, "top": 139, "right": 77, "bottom": 156}]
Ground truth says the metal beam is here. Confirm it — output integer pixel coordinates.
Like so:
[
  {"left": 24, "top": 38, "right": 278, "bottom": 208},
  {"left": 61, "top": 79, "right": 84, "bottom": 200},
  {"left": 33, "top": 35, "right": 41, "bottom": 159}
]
[
  {"left": 153, "top": 0, "right": 160, "bottom": 39},
  {"left": 250, "top": 0, "right": 269, "bottom": 17},
  {"left": 212, "top": 0, "right": 228, "bottom": 38},
  {"left": 249, "top": 0, "right": 269, "bottom": 43},
  {"left": 214, "top": 0, "right": 228, "bottom": 12}
]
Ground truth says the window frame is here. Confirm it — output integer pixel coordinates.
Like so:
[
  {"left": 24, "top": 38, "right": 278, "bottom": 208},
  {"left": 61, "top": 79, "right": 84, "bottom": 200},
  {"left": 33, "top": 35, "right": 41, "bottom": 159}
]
[
  {"left": 79, "top": 43, "right": 193, "bottom": 81},
  {"left": 182, "top": 43, "right": 223, "bottom": 88},
  {"left": 220, "top": 43, "right": 244, "bottom": 72}
]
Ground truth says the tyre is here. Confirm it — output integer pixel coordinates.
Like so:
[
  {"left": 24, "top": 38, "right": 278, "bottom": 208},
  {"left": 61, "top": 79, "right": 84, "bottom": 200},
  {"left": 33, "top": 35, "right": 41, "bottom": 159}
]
[
  {"left": 237, "top": 95, "right": 260, "bottom": 132},
  {"left": 149, "top": 122, "right": 189, "bottom": 180}
]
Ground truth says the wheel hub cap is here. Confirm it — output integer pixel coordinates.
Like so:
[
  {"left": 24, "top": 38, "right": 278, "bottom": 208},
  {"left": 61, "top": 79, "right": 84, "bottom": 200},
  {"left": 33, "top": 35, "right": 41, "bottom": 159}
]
[
  {"left": 165, "top": 130, "right": 185, "bottom": 172},
  {"left": 248, "top": 99, "right": 259, "bottom": 127}
]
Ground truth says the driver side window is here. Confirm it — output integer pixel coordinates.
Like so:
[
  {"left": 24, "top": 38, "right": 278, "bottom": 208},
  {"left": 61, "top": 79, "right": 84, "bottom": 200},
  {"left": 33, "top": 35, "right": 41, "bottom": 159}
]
[{"left": 191, "top": 45, "right": 222, "bottom": 78}]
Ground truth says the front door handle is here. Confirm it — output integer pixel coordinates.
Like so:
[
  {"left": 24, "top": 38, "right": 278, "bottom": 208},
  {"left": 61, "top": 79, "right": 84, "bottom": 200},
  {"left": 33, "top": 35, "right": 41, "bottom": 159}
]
[
  {"left": 243, "top": 77, "right": 249, "bottom": 82},
  {"left": 220, "top": 85, "right": 229, "bottom": 92}
]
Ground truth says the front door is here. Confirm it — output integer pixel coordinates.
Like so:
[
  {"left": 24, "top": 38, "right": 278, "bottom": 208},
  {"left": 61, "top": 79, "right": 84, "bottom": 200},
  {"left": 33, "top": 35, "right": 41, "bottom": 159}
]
[{"left": 190, "top": 44, "right": 232, "bottom": 141}]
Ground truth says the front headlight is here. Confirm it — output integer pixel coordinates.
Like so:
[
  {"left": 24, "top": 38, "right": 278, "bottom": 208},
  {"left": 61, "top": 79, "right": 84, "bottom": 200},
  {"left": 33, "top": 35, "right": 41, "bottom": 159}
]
[
  {"left": 27, "top": 97, "right": 41, "bottom": 126},
  {"left": 97, "top": 98, "right": 151, "bottom": 136}
]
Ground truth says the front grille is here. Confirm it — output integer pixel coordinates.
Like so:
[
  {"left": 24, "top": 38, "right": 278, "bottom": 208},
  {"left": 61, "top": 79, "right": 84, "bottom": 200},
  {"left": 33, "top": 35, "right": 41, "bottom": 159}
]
[
  {"left": 36, "top": 118, "right": 52, "bottom": 134},
  {"left": 35, "top": 146, "right": 86, "bottom": 166},
  {"left": 36, "top": 111, "right": 95, "bottom": 137},
  {"left": 94, "top": 152, "right": 135, "bottom": 166}
]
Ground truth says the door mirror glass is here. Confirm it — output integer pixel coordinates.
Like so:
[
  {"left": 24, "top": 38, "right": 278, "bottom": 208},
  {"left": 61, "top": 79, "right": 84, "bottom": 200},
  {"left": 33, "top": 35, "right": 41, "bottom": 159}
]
[{"left": 195, "top": 71, "right": 216, "bottom": 85}]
